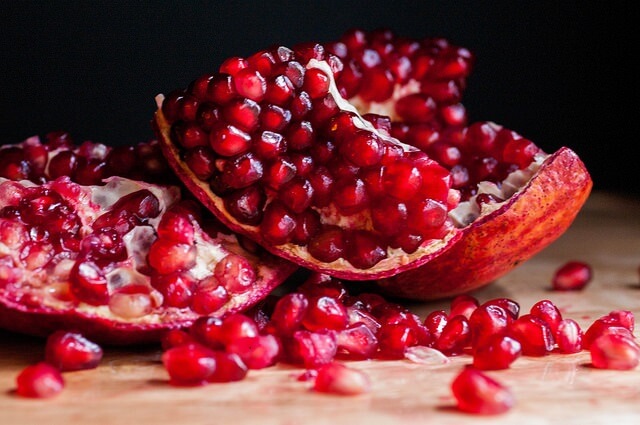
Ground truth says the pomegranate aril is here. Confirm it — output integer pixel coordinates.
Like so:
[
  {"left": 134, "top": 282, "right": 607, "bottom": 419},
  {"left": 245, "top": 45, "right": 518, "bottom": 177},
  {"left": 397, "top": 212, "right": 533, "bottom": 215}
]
[
  {"left": 302, "top": 296, "right": 349, "bottom": 332},
  {"left": 508, "top": 314, "right": 555, "bottom": 356},
  {"left": 284, "top": 330, "right": 337, "bottom": 368},
  {"left": 555, "top": 319, "right": 583, "bottom": 354},
  {"left": 69, "top": 260, "right": 109, "bottom": 306},
  {"left": 161, "top": 329, "right": 196, "bottom": 350},
  {"left": 529, "top": 299, "right": 563, "bottom": 334},
  {"left": 583, "top": 314, "right": 635, "bottom": 349},
  {"left": 226, "top": 334, "right": 281, "bottom": 369},
  {"left": 190, "top": 281, "right": 230, "bottom": 315},
  {"left": 208, "top": 352, "right": 248, "bottom": 383},
  {"left": 162, "top": 343, "right": 217, "bottom": 386},
  {"left": 473, "top": 334, "right": 522, "bottom": 370},
  {"left": 151, "top": 272, "right": 195, "bottom": 308},
  {"left": 45, "top": 330, "right": 103, "bottom": 372},
  {"left": 451, "top": 366, "right": 514, "bottom": 415},
  {"left": 552, "top": 261, "right": 593, "bottom": 291},
  {"left": 468, "top": 304, "right": 510, "bottom": 348},
  {"left": 147, "top": 239, "right": 197, "bottom": 275},
  {"left": 218, "top": 313, "right": 260, "bottom": 347},
  {"left": 233, "top": 68, "right": 266, "bottom": 101},
  {"left": 377, "top": 323, "right": 420, "bottom": 359},
  {"left": 15, "top": 362, "right": 65, "bottom": 399},
  {"left": 345, "top": 230, "right": 387, "bottom": 270},
  {"left": 270, "top": 292, "right": 309, "bottom": 336},
  {"left": 335, "top": 323, "right": 378, "bottom": 359},
  {"left": 307, "top": 226, "right": 346, "bottom": 263},
  {"left": 449, "top": 294, "right": 479, "bottom": 319},
  {"left": 435, "top": 314, "right": 471, "bottom": 355},
  {"left": 590, "top": 334, "right": 640, "bottom": 370},
  {"left": 313, "top": 362, "right": 371, "bottom": 395}
]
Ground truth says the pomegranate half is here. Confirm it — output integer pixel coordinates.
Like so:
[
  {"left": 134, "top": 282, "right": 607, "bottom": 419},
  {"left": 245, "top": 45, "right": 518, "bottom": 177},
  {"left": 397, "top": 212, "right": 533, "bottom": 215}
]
[
  {"left": 152, "top": 28, "right": 592, "bottom": 296},
  {"left": 0, "top": 135, "right": 297, "bottom": 344}
]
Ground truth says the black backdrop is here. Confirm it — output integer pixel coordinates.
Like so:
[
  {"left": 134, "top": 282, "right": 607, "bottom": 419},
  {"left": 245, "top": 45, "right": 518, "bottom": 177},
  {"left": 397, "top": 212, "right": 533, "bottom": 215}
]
[{"left": 1, "top": 1, "right": 636, "bottom": 195}]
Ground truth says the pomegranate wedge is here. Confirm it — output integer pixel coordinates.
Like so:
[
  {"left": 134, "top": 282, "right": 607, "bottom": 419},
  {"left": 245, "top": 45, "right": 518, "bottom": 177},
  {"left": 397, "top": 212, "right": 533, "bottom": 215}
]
[
  {"left": 153, "top": 28, "right": 591, "bottom": 297},
  {"left": 0, "top": 136, "right": 296, "bottom": 344}
]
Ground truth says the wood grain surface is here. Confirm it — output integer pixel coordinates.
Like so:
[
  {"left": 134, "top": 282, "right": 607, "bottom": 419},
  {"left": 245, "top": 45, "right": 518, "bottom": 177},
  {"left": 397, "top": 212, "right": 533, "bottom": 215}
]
[{"left": 1, "top": 191, "right": 639, "bottom": 425}]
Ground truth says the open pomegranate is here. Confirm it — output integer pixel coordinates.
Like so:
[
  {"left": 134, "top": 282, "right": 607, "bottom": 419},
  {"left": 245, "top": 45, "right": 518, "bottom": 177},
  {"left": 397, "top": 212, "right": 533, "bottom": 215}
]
[
  {"left": 152, "top": 28, "right": 592, "bottom": 296},
  {"left": 0, "top": 135, "right": 297, "bottom": 344}
]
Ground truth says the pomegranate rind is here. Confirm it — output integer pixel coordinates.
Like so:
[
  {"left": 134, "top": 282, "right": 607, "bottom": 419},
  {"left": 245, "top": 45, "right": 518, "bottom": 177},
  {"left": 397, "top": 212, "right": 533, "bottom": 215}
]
[
  {"left": 0, "top": 177, "right": 297, "bottom": 345},
  {"left": 153, "top": 104, "right": 462, "bottom": 280},
  {"left": 376, "top": 147, "right": 593, "bottom": 300}
]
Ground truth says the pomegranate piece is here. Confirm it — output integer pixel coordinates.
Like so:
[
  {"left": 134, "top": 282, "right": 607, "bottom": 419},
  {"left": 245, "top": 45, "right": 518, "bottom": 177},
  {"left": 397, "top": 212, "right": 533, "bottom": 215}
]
[
  {"left": 15, "top": 362, "right": 65, "bottom": 398},
  {"left": 0, "top": 170, "right": 296, "bottom": 345},
  {"left": 552, "top": 260, "right": 593, "bottom": 290},
  {"left": 508, "top": 314, "right": 555, "bottom": 356},
  {"left": 44, "top": 330, "right": 103, "bottom": 371},
  {"left": 154, "top": 28, "right": 591, "bottom": 297},
  {"left": 590, "top": 334, "right": 640, "bottom": 370},
  {"left": 451, "top": 366, "right": 515, "bottom": 415},
  {"left": 312, "top": 362, "right": 371, "bottom": 395}
]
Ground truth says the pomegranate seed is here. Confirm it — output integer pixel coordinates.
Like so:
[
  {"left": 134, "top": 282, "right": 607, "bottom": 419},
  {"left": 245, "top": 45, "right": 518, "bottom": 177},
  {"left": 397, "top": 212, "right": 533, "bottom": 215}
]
[
  {"left": 508, "top": 314, "right": 555, "bottom": 356},
  {"left": 468, "top": 304, "right": 510, "bottom": 348},
  {"left": 213, "top": 253, "right": 256, "bottom": 294},
  {"left": 590, "top": 334, "right": 640, "bottom": 370},
  {"left": 233, "top": 68, "right": 267, "bottom": 101},
  {"left": 147, "top": 239, "right": 197, "bottom": 275},
  {"left": 302, "top": 296, "right": 349, "bottom": 332},
  {"left": 45, "top": 330, "right": 103, "bottom": 372},
  {"left": 69, "top": 260, "right": 109, "bottom": 306},
  {"left": 335, "top": 323, "right": 378, "bottom": 359},
  {"left": 435, "top": 315, "right": 471, "bottom": 355},
  {"left": 583, "top": 315, "right": 635, "bottom": 349},
  {"left": 218, "top": 313, "right": 260, "bottom": 346},
  {"left": 226, "top": 334, "right": 281, "bottom": 369},
  {"left": 313, "top": 362, "right": 371, "bottom": 395},
  {"left": 473, "top": 334, "right": 522, "bottom": 370},
  {"left": 270, "top": 292, "right": 309, "bottom": 336},
  {"left": 424, "top": 310, "right": 448, "bottom": 340},
  {"left": 552, "top": 260, "right": 592, "bottom": 290},
  {"left": 451, "top": 366, "right": 514, "bottom": 415},
  {"left": 162, "top": 343, "right": 217, "bottom": 386},
  {"left": 377, "top": 323, "right": 420, "bottom": 359},
  {"left": 449, "top": 294, "right": 479, "bottom": 319},
  {"left": 529, "top": 299, "right": 563, "bottom": 334},
  {"left": 190, "top": 316, "right": 224, "bottom": 349},
  {"left": 208, "top": 352, "right": 248, "bottom": 383},
  {"left": 285, "top": 330, "right": 337, "bottom": 368},
  {"left": 15, "top": 362, "right": 64, "bottom": 398},
  {"left": 555, "top": 319, "right": 583, "bottom": 354},
  {"left": 161, "top": 329, "right": 196, "bottom": 350}
]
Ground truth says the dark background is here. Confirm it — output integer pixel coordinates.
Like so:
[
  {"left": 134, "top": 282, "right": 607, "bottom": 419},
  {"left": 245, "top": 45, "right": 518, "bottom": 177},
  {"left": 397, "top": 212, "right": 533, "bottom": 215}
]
[{"left": 1, "top": 1, "right": 636, "bottom": 195}]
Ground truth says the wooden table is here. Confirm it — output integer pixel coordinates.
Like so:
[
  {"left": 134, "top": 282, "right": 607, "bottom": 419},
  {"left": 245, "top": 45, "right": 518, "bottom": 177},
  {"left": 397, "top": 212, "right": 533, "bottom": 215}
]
[{"left": 1, "top": 191, "right": 639, "bottom": 424}]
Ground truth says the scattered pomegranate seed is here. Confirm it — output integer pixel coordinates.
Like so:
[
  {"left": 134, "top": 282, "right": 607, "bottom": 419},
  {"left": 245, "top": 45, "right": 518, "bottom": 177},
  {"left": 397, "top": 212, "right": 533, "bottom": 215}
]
[
  {"left": 161, "top": 343, "right": 218, "bottom": 386},
  {"left": 44, "top": 330, "right": 103, "bottom": 372},
  {"left": 451, "top": 366, "right": 514, "bottom": 415},
  {"left": 552, "top": 260, "right": 593, "bottom": 290},
  {"left": 15, "top": 362, "right": 65, "bottom": 398},
  {"left": 312, "top": 362, "right": 371, "bottom": 395},
  {"left": 590, "top": 334, "right": 640, "bottom": 370}
]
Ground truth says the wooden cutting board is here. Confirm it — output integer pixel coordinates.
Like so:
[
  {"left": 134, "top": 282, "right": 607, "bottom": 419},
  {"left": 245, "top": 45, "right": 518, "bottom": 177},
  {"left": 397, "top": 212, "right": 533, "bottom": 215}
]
[{"left": 1, "top": 191, "right": 639, "bottom": 425}]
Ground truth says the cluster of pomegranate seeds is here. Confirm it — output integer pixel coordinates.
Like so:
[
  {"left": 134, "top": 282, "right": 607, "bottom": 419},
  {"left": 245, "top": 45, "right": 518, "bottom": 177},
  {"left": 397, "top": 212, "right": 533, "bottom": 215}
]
[
  {"left": 551, "top": 260, "right": 593, "bottom": 291},
  {"left": 159, "top": 29, "right": 489, "bottom": 269},
  {"left": 151, "top": 270, "right": 639, "bottom": 404},
  {"left": 0, "top": 131, "right": 174, "bottom": 185},
  {"left": 15, "top": 330, "right": 103, "bottom": 398}
]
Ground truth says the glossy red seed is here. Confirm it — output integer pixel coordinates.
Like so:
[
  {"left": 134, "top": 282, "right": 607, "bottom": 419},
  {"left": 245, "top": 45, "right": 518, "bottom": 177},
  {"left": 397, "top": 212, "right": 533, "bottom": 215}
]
[
  {"left": 285, "top": 330, "right": 337, "bottom": 368},
  {"left": 552, "top": 261, "right": 593, "bottom": 291},
  {"left": 451, "top": 366, "right": 514, "bottom": 415},
  {"left": 302, "top": 296, "right": 349, "bottom": 332},
  {"left": 473, "top": 334, "right": 522, "bottom": 370},
  {"left": 508, "top": 314, "right": 555, "bottom": 356},
  {"left": 15, "top": 362, "right": 64, "bottom": 398},
  {"left": 435, "top": 315, "right": 472, "bottom": 355},
  {"left": 162, "top": 343, "right": 217, "bottom": 386},
  {"left": 226, "top": 334, "right": 281, "bottom": 369},
  {"left": 270, "top": 292, "right": 309, "bottom": 336},
  {"left": 590, "top": 334, "right": 640, "bottom": 370},
  {"left": 335, "top": 323, "right": 378, "bottom": 359},
  {"left": 313, "top": 362, "right": 371, "bottom": 395},
  {"left": 377, "top": 323, "right": 419, "bottom": 359},
  {"left": 208, "top": 352, "right": 248, "bottom": 383},
  {"left": 529, "top": 299, "right": 563, "bottom": 334},
  {"left": 555, "top": 319, "right": 583, "bottom": 354},
  {"left": 44, "top": 331, "right": 103, "bottom": 371}
]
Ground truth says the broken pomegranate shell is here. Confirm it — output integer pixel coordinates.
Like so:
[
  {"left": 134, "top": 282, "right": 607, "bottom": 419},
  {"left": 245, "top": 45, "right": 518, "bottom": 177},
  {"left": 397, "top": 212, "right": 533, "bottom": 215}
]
[
  {"left": 153, "top": 28, "right": 592, "bottom": 297},
  {"left": 0, "top": 137, "right": 297, "bottom": 344}
]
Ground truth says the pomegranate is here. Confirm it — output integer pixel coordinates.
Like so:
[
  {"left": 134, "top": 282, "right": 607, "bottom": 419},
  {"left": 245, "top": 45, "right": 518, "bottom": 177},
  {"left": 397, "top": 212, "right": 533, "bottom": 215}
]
[
  {"left": 15, "top": 362, "right": 65, "bottom": 398},
  {"left": 153, "top": 28, "right": 592, "bottom": 298},
  {"left": 0, "top": 136, "right": 297, "bottom": 344}
]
